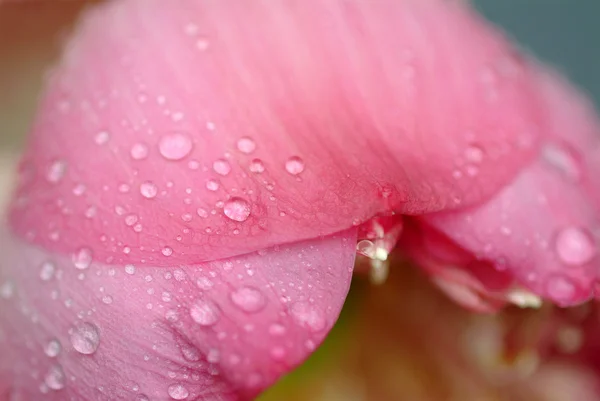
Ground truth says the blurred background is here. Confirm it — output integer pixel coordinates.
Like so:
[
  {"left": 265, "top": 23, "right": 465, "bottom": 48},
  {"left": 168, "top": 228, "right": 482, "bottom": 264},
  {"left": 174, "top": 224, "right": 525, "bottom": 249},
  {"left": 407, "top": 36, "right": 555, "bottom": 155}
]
[{"left": 1, "top": 1, "right": 599, "bottom": 400}]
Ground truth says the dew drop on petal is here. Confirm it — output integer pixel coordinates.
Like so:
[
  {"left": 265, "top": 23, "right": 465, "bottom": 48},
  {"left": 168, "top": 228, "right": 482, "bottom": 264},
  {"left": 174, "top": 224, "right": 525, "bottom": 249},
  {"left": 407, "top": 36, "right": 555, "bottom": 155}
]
[
  {"left": 196, "top": 208, "right": 208, "bottom": 218},
  {"left": 196, "top": 276, "right": 214, "bottom": 290},
  {"left": 44, "top": 339, "right": 62, "bottom": 358},
  {"left": 213, "top": 159, "right": 231, "bottom": 176},
  {"left": 236, "top": 137, "right": 256, "bottom": 154},
  {"left": 44, "top": 364, "right": 66, "bottom": 390},
  {"left": 285, "top": 156, "right": 305, "bottom": 175},
  {"left": 131, "top": 143, "right": 149, "bottom": 160},
  {"left": 206, "top": 179, "right": 220, "bottom": 191},
  {"left": 140, "top": 182, "right": 158, "bottom": 199},
  {"left": 464, "top": 144, "right": 484, "bottom": 163},
  {"left": 555, "top": 227, "right": 596, "bottom": 266},
  {"left": 39, "top": 261, "right": 56, "bottom": 281},
  {"left": 47, "top": 160, "right": 67, "bottom": 183},
  {"left": 230, "top": 286, "right": 266, "bottom": 313},
  {"left": 223, "top": 198, "right": 251, "bottom": 222},
  {"left": 159, "top": 133, "right": 193, "bottom": 161},
  {"left": 190, "top": 299, "right": 220, "bottom": 326},
  {"left": 94, "top": 130, "right": 110, "bottom": 145},
  {"left": 167, "top": 383, "right": 189, "bottom": 400},
  {"left": 290, "top": 302, "right": 326, "bottom": 332},
  {"left": 249, "top": 158, "right": 265, "bottom": 173},
  {"left": 125, "top": 264, "right": 136, "bottom": 275},
  {"left": 72, "top": 247, "right": 93, "bottom": 270},
  {"left": 546, "top": 276, "right": 577, "bottom": 304},
  {"left": 70, "top": 322, "right": 101, "bottom": 355},
  {"left": 162, "top": 247, "right": 173, "bottom": 257}
]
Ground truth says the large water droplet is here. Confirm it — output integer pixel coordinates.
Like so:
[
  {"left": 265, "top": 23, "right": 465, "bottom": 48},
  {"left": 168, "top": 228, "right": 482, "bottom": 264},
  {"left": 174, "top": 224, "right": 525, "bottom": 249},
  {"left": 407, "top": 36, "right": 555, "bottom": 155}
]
[
  {"left": 72, "top": 247, "right": 93, "bottom": 270},
  {"left": 230, "top": 286, "right": 266, "bottom": 313},
  {"left": 159, "top": 133, "right": 193, "bottom": 161},
  {"left": 47, "top": 160, "right": 67, "bottom": 183},
  {"left": 44, "top": 339, "right": 62, "bottom": 357},
  {"left": 39, "top": 261, "right": 56, "bottom": 281},
  {"left": 167, "top": 384, "right": 189, "bottom": 400},
  {"left": 555, "top": 227, "right": 596, "bottom": 266},
  {"left": 290, "top": 302, "right": 326, "bottom": 332},
  {"left": 44, "top": 364, "right": 66, "bottom": 390},
  {"left": 285, "top": 156, "right": 305, "bottom": 175},
  {"left": 70, "top": 322, "right": 100, "bottom": 355},
  {"left": 140, "top": 182, "right": 158, "bottom": 199},
  {"left": 236, "top": 137, "right": 256, "bottom": 154},
  {"left": 213, "top": 159, "right": 231, "bottom": 176},
  {"left": 249, "top": 158, "right": 265, "bottom": 173},
  {"left": 223, "top": 198, "right": 251, "bottom": 222},
  {"left": 190, "top": 299, "right": 220, "bottom": 326}
]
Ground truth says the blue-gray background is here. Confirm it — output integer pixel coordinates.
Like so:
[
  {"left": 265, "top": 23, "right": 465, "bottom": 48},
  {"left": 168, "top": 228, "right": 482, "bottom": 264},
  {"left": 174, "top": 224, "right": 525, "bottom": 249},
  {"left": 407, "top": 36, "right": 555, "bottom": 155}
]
[{"left": 475, "top": 0, "right": 600, "bottom": 104}]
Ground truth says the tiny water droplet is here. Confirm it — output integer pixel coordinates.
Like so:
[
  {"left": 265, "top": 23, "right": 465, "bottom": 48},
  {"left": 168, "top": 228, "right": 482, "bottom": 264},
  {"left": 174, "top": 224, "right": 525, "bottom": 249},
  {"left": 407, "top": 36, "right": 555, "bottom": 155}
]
[
  {"left": 72, "top": 247, "right": 93, "bottom": 270},
  {"left": 47, "top": 160, "right": 67, "bottom": 183},
  {"left": 44, "top": 364, "right": 66, "bottom": 390},
  {"left": 223, "top": 198, "right": 251, "bottom": 222},
  {"left": 70, "top": 322, "right": 100, "bottom": 355},
  {"left": 125, "top": 264, "right": 136, "bottom": 275},
  {"left": 102, "top": 295, "right": 113, "bottom": 304},
  {"left": 197, "top": 208, "right": 208, "bottom": 218},
  {"left": 555, "top": 227, "right": 596, "bottom": 266},
  {"left": 196, "top": 276, "right": 214, "bottom": 290},
  {"left": 213, "top": 159, "right": 231, "bottom": 176},
  {"left": 546, "top": 276, "right": 577, "bottom": 304},
  {"left": 285, "top": 156, "right": 305, "bottom": 175},
  {"left": 140, "top": 182, "right": 158, "bottom": 199},
  {"left": 44, "top": 339, "right": 62, "bottom": 357},
  {"left": 159, "top": 133, "right": 193, "bottom": 161},
  {"left": 230, "top": 286, "right": 266, "bottom": 313},
  {"left": 290, "top": 302, "right": 326, "bottom": 332},
  {"left": 268, "top": 323, "right": 286, "bottom": 336},
  {"left": 94, "top": 130, "right": 110, "bottom": 145},
  {"left": 131, "top": 143, "right": 149, "bottom": 160},
  {"left": 464, "top": 144, "right": 484, "bottom": 163},
  {"left": 206, "top": 179, "right": 220, "bottom": 191},
  {"left": 190, "top": 299, "right": 220, "bottom": 326},
  {"left": 249, "top": 159, "right": 265, "bottom": 173},
  {"left": 236, "top": 137, "right": 256, "bottom": 154},
  {"left": 40, "top": 261, "right": 56, "bottom": 281},
  {"left": 0, "top": 280, "right": 15, "bottom": 299},
  {"left": 168, "top": 384, "right": 189, "bottom": 400},
  {"left": 162, "top": 247, "right": 173, "bottom": 257}
]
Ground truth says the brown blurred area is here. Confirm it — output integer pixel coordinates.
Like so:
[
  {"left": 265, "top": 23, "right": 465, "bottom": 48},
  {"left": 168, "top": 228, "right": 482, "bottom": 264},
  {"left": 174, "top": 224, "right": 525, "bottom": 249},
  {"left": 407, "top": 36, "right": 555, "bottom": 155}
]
[{"left": 0, "top": 1, "right": 101, "bottom": 151}]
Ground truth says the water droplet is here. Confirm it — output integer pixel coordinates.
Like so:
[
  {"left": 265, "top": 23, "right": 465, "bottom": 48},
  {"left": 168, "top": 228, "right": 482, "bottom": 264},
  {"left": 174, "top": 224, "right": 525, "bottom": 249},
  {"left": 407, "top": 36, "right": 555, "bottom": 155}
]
[
  {"left": 207, "top": 348, "right": 220, "bottom": 363},
  {"left": 44, "top": 339, "right": 62, "bottom": 357},
  {"left": 206, "top": 179, "right": 220, "bottom": 191},
  {"left": 102, "top": 295, "right": 113, "bottom": 304},
  {"left": 162, "top": 247, "right": 173, "bottom": 257},
  {"left": 249, "top": 159, "right": 265, "bottom": 173},
  {"left": 190, "top": 299, "right": 220, "bottom": 326},
  {"left": 39, "top": 261, "right": 56, "bottom": 281},
  {"left": 47, "top": 160, "right": 67, "bottom": 183},
  {"left": 197, "top": 208, "right": 208, "bottom": 218},
  {"left": 270, "top": 346, "right": 287, "bottom": 361},
  {"left": 290, "top": 302, "right": 326, "bottom": 332},
  {"left": 464, "top": 145, "right": 484, "bottom": 163},
  {"left": 196, "top": 276, "right": 214, "bottom": 290},
  {"left": 268, "top": 323, "right": 286, "bottom": 336},
  {"left": 72, "top": 247, "right": 93, "bottom": 270},
  {"left": 159, "top": 133, "right": 193, "bottom": 161},
  {"left": 230, "top": 286, "right": 266, "bottom": 313},
  {"left": 140, "top": 182, "right": 158, "bottom": 199},
  {"left": 70, "top": 322, "right": 100, "bottom": 355},
  {"left": 541, "top": 142, "right": 582, "bottom": 181},
  {"left": 223, "top": 198, "right": 251, "bottom": 222},
  {"left": 167, "top": 384, "right": 189, "bottom": 400},
  {"left": 546, "top": 276, "right": 577, "bottom": 304},
  {"left": 236, "top": 137, "right": 256, "bottom": 154},
  {"left": 285, "top": 156, "right": 305, "bottom": 175},
  {"left": 555, "top": 227, "right": 596, "bottom": 266},
  {"left": 44, "top": 364, "right": 66, "bottom": 390},
  {"left": 131, "top": 143, "right": 149, "bottom": 160},
  {"left": 213, "top": 159, "right": 231, "bottom": 176},
  {"left": 94, "top": 130, "right": 110, "bottom": 145},
  {"left": 125, "top": 264, "right": 136, "bottom": 275},
  {"left": 0, "top": 280, "right": 15, "bottom": 299}
]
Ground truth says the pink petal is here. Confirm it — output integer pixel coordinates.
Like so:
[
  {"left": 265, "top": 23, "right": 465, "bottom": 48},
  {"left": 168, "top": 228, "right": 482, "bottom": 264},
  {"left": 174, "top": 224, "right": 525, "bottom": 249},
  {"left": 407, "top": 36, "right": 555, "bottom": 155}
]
[
  {"left": 9, "top": 0, "right": 544, "bottom": 265},
  {"left": 424, "top": 67, "right": 600, "bottom": 306}
]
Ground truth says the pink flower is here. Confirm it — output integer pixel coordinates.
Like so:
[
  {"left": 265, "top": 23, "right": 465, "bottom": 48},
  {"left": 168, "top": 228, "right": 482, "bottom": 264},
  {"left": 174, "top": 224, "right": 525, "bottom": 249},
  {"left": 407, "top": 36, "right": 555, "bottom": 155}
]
[{"left": 1, "top": 1, "right": 599, "bottom": 400}]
